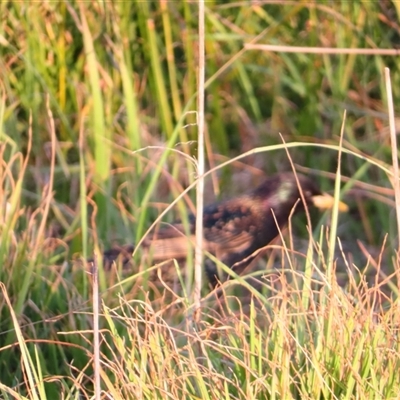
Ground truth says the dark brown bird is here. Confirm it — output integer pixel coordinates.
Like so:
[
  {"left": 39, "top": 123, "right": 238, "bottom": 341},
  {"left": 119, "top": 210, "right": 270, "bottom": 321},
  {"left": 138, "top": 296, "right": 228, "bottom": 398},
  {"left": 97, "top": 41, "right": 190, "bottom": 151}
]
[{"left": 99, "top": 172, "right": 348, "bottom": 289}]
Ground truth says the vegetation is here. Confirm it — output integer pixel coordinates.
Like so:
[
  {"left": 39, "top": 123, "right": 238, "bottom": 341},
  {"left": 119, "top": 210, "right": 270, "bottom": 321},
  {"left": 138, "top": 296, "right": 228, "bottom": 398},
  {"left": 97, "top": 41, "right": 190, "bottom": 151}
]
[{"left": 0, "top": 1, "right": 399, "bottom": 398}]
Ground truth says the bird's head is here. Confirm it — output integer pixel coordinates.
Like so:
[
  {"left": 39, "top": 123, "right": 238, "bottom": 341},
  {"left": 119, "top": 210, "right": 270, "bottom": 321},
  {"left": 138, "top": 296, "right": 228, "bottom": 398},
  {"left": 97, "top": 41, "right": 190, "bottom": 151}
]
[{"left": 253, "top": 172, "right": 348, "bottom": 217}]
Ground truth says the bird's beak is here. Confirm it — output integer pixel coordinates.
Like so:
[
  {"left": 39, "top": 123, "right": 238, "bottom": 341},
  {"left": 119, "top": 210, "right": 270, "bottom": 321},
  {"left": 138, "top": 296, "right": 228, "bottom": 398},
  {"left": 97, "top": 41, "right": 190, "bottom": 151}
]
[{"left": 311, "top": 193, "right": 349, "bottom": 212}]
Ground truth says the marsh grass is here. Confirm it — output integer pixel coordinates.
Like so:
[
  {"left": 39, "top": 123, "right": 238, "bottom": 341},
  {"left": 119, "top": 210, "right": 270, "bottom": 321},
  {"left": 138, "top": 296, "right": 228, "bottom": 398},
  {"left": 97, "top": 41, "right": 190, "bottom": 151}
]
[{"left": 1, "top": 1, "right": 400, "bottom": 399}]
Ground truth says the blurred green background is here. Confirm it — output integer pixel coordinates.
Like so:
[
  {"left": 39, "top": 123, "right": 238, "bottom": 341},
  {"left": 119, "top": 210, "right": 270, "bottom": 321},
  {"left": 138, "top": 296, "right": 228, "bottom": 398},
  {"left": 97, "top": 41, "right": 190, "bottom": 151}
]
[
  {"left": 1, "top": 1, "right": 398, "bottom": 253},
  {"left": 1, "top": 2, "right": 399, "bottom": 396}
]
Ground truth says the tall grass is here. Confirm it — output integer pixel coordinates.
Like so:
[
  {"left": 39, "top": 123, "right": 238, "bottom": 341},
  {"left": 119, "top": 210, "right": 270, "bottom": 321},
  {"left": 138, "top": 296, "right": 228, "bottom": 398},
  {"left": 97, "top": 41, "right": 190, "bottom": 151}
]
[{"left": 0, "top": 1, "right": 399, "bottom": 398}]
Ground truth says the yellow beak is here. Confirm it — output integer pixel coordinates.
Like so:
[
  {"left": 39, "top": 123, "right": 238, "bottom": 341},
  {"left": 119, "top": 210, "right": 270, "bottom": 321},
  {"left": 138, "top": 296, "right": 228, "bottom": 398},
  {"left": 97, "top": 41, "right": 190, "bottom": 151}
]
[{"left": 311, "top": 193, "right": 349, "bottom": 213}]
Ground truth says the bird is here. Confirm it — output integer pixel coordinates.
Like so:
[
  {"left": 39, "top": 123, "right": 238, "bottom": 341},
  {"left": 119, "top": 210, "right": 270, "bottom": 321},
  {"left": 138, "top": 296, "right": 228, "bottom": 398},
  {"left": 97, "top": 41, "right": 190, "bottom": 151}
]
[{"left": 97, "top": 172, "right": 348, "bottom": 291}]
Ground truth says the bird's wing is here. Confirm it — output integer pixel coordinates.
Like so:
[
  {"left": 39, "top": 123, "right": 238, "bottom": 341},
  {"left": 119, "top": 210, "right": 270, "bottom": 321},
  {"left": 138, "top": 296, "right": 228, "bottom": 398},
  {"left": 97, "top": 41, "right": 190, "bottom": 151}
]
[
  {"left": 144, "top": 199, "right": 261, "bottom": 261},
  {"left": 201, "top": 200, "right": 258, "bottom": 254}
]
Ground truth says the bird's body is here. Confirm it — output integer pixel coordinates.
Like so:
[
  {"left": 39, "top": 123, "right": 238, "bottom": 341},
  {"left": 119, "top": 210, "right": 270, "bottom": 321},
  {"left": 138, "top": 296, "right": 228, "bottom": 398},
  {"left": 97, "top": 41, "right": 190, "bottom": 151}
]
[{"left": 99, "top": 172, "right": 347, "bottom": 290}]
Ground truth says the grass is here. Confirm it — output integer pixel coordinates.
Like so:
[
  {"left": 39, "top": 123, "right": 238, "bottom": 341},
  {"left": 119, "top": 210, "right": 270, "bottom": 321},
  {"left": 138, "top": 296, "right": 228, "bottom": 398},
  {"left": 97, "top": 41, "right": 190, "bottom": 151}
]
[{"left": 1, "top": 1, "right": 400, "bottom": 399}]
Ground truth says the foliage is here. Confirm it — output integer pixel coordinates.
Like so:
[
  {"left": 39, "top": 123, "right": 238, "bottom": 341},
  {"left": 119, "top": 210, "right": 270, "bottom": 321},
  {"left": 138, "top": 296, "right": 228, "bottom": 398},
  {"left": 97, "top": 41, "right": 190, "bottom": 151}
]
[{"left": 0, "top": 1, "right": 399, "bottom": 398}]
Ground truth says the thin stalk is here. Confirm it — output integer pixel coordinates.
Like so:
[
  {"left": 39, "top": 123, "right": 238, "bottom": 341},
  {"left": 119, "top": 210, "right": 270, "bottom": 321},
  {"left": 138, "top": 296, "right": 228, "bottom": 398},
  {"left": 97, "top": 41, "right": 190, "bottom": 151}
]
[
  {"left": 385, "top": 67, "right": 400, "bottom": 250},
  {"left": 194, "top": 0, "right": 205, "bottom": 319}
]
